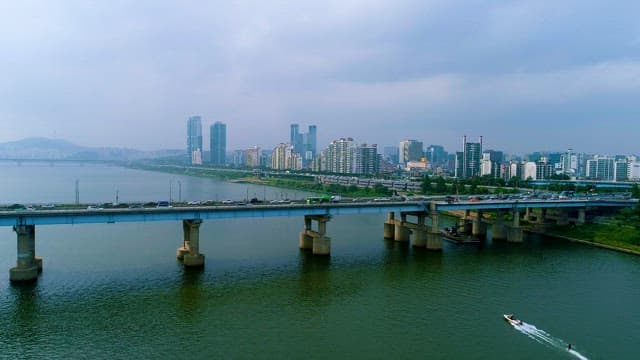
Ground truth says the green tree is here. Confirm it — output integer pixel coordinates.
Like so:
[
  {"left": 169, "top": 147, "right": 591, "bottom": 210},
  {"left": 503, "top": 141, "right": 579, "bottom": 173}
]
[
  {"left": 435, "top": 176, "right": 447, "bottom": 194},
  {"left": 373, "top": 183, "right": 390, "bottom": 196},
  {"left": 632, "top": 183, "right": 640, "bottom": 199},
  {"left": 421, "top": 175, "right": 432, "bottom": 194}
]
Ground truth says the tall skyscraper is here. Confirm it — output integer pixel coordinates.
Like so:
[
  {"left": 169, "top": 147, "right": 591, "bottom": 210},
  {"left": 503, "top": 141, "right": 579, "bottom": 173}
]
[
  {"left": 187, "top": 116, "right": 203, "bottom": 164},
  {"left": 290, "top": 123, "right": 317, "bottom": 168},
  {"left": 461, "top": 136, "right": 482, "bottom": 178},
  {"left": 210, "top": 122, "right": 227, "bottom": 166},
  {"left": 290, "top": 124, "right": 303, "bottom": 155},
  {"left": 306, "top": 125, "right": 317, "bottom": 158}
]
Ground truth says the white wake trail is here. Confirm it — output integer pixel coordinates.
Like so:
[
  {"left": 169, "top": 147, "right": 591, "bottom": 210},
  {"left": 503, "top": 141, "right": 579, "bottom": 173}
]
[{"left": 512, "top": 321, "right": 588, "bottom": 359}]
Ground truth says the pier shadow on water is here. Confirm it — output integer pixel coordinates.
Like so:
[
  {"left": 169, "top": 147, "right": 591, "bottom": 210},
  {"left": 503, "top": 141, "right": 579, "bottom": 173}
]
[
  {"left": 296, "top": 250, "right": 331, "bottom": 305},
  {"left": 177, "top": 267, "right": 205, "bottom": 317},
  {"left": 5, "top": 281, "right": 42, "bottom": 344}
]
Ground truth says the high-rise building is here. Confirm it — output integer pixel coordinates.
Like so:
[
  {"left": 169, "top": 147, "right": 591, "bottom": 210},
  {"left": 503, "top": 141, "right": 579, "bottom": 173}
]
[
  {"left": 271, "top": 143, "right": 301, "bottom": 170},
  {"left": 480, "top": 150, "right": 503, "bottom": 178},
  {"left": 426, "top": 145, "right": 447, "bottom": 165},
  {"left": 209, "top": 122, "right": 226, "bottom": 166},
  {"left": 586, "top": 155, "right": 615, "bottom": 180},
  {"left": 325, "top": 138, "right": 354, "bottom": 174},
  {"left": 354, "top": 144, "right": 379, "bottom": 175},
  {"left": 524, "top": 162, "right": 537, "bottom": 180},
  {"left": 383, "top": 146, "right": 399, "bottom": 164},
  {"left": 461, "top": 136, "right": 482, "bottom": 178},
  {"left": 187, "top": 116, "right": 203, "bottom": 164},
  {"left": 535, "top": 158, "right": 553, "bottom": 180},
  {"left": 245, "top": 146, "right": 261, "bottom": 168},
  {"left": 290, "top": 123, "right": 317, "bottom": 167},
  {"left": 399, "top": 140, "right": 423, "bottom": 164},
  {"left": 290, "top": 123, "right": 305, "bottom": 156},
  {"left": 614, "top": 158, "right": 629, "bottom": 181},
  {"left": 306, "top": 125, "right": 317, "bottom": 159}
]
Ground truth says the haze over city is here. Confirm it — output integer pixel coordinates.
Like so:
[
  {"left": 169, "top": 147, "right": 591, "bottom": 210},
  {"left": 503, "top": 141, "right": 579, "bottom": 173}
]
[{"left": 2, "top": 1, "right": 640, "bottom": 154}]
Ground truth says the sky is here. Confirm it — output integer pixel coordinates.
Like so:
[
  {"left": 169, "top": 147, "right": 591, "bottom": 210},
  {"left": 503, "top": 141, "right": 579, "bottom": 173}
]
[{"left": 1, "top": 0, "right": 640, "bottom": 155}]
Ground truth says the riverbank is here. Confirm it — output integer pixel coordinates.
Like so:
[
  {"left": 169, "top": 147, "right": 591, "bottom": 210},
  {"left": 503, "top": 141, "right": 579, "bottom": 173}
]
[
  {"left": 442, "top": 210, "right": 640, "bottom": 256},
  {"left": 126, "top": 163, "right": 393, "bottom": 198},
  {"left": 541, "top": 223, "right": 640, "bottom": 255}
]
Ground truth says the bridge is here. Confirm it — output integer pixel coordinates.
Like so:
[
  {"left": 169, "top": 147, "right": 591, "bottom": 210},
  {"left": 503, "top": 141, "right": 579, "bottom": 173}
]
[{"left": 1, "top": 198, "right": 636, "bottom": 282}]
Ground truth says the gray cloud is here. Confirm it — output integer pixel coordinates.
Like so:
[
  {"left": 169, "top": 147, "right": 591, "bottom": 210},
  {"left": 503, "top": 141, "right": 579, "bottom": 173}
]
[{"left": 1, "top": 0, "right": 639, "bottom": 155}]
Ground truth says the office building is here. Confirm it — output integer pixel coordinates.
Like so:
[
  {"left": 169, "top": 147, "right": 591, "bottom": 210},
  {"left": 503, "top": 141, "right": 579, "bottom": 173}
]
[
  {"left": 383, "top": 146, "right": 399, "bottom": 164},
  {"left": 209, "top": 122, "right": 226, "bottom": 166},
  {"left": 614, "top": 159, "right": 629, "bottom": 181},
  {"left": 461, "top": 136, "right": 482, "bottom": 178},
  {"left": 290, "top": 124, "right": 302, "bottom": 154},
  {"left": 187, "top": 116, "right": 203, "bottom": 164},
  {"left": 426, "top": 145, "right": 447, "bottom": 165},
  {"left": 586, "top": 155, "right": 615, "bottom": 180},
  {"left": 290, "top": 123, "right": 317, "bottom": 167},
  {"left": 399, "top": 140, "right": 424, "bottom": 164}
]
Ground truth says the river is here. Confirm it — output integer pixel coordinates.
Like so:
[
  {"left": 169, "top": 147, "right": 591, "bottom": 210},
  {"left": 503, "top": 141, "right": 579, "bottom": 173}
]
[{"left": 0, "top": 162, "right": 639, "bottom": 359}]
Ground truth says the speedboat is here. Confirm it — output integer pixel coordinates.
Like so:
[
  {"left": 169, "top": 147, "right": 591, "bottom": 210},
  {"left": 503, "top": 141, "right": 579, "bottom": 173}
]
[{"left": 503, "top": 314, "right": 523, "bottom": 326}]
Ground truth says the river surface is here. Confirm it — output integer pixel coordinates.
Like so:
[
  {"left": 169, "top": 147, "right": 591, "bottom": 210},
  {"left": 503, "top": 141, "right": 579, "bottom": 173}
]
[{"left": 0, "top": 162, "right": 639, "bottom": 359}]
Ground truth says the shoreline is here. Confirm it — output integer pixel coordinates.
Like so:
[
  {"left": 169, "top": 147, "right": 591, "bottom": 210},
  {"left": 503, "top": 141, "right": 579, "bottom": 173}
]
[
  {"left": 125, "top": 163, "right": 392, "bottom": 198},
  {"left": 442, "top": 210, "right": 640, "bottom": 256},
  {"left": 526, "top": 229, "right": 640, "bottom": 256}
]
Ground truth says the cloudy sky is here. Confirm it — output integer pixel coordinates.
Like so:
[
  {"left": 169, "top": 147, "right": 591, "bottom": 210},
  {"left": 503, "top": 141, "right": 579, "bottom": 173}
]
[{"left": 1, "top": 0, "right": 640, "bottom": 155}]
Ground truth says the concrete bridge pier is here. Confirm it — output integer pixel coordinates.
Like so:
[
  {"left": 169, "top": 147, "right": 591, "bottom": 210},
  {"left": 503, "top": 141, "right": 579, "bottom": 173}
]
[
  {"left": 577, "top": 208, "right": 586, "bottom": 225},
  {"left": 394, "top": 213, "right": 410, "bottom": 242},
  {"left": 383, "top": 212, "right": 395, "bottom": 240},
  {"left": 426, "top": 204, "right": 442, "bottom": 251},
  {"left": 312, "top": 216, "right": 331, "bottom": 256},
  {"left": 299, "top": 216, "right": 313, "bottom": 249},
  {"left": 507, "top": 209, "right": 523, "bottom": 243},
  {"left": 177, "top": 219, "right": 205, "bottom": 267},
  {"left": 524, "top": 207, "right": 534, "bottom": 222},
  {"left": 535, "top": 208, "right": 547, "bottom": 224},
  {"left": 557, "top": 210, "right": 570, "bottom": 226},
  {"left": 459, "top": 210, "right": 472, "bottom": 234},
  {"left": 412, "top": 214, "right": 427, "bottom": 248},
  {"left": 299, "top": 215, "right": 331, "bottom": 255},
  {"left": 10, "top": 225, "right": 40, "bottom": 282},
  {"left": 492, "top": 211, "right": 507, "bottom": 240},
  {"left": 472, "top": 210, "right": 486, "bottom": 238}
]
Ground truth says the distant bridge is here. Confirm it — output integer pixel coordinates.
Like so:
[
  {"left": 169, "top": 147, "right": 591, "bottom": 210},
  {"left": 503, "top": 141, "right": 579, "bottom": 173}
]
[{"left": 1, "top": 198, "right": 636, "bottom": 283}]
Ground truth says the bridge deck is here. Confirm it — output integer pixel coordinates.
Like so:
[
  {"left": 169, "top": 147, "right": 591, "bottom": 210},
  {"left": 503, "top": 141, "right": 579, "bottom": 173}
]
[{"left": 0, "top": 199, "right": 635, "bottom": 227}]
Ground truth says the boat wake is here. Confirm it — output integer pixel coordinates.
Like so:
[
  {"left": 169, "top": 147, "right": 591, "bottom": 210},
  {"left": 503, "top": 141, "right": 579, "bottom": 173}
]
[{"left": 513, "top": 322, "right": 589, "bottom": 360}]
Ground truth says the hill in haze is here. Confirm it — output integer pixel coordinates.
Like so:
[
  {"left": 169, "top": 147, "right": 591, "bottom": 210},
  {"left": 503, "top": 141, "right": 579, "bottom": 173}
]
[{"left": 0, "top": 137, "right": 183, "bottom": 161}]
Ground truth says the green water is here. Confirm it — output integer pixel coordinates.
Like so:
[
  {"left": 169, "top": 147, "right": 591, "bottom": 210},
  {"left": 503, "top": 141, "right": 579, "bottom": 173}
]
[{"left": 1, "top": 163, "right": 639, "bottom": 359}]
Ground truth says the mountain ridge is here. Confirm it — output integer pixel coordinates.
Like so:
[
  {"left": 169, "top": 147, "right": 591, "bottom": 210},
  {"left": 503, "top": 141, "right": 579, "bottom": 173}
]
[{"left": 0, "top": 137, "right": 183, "bottom": 161}]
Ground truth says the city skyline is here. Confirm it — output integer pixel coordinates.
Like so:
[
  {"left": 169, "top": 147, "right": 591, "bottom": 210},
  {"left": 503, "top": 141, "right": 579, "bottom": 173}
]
[{"left": 2, "top": 1, "right": 640, "bottom": 154}]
